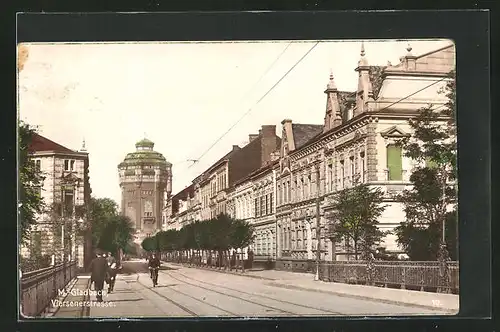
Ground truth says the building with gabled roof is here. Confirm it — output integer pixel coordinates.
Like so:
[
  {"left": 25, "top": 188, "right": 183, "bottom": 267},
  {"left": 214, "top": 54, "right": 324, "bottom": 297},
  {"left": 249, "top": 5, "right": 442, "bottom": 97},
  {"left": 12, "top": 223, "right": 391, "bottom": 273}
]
[{"left": 22, "top": 133, "right": 92, "bottom": 269}]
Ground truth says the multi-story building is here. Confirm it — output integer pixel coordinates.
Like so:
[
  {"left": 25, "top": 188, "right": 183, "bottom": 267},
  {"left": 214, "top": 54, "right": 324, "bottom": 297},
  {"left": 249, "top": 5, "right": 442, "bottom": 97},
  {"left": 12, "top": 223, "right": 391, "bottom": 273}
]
[
  {"left": 118, "top": 138, "right": 172, "bottom": 248},
  {"left": 22, "top": 134, "right": 92, "bottom": 268},
  {"left": 164, "top": 42, "right": 455, "bottom": 264},
  {"left": 165, "top": 184, "right": 196, "bottom": 230},
  {"left": 276, "top": 42, "right": 455, "bottom": 261}
]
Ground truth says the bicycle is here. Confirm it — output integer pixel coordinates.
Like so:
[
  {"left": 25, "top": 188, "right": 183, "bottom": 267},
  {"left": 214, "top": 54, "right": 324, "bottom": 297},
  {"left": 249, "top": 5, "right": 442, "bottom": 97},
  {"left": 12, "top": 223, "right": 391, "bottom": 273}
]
[{"left": 149, "top": 266, "right": 159, "bottom": 287}]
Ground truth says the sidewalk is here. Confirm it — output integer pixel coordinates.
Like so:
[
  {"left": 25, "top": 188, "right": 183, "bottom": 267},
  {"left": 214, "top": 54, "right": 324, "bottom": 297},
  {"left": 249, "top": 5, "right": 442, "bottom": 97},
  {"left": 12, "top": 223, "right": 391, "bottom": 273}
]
[
  {"left": 165, "top": 262, "right": 459, "bottom": 313},
  {"left": 47, "top": 275, "right": 91, "bottom": 318}
]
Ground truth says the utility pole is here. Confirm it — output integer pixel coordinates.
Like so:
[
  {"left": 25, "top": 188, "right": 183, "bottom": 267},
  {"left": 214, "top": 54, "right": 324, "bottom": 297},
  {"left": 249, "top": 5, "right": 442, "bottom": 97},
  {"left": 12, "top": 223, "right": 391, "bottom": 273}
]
[{"left": 314, "top": 163, "right": 321, "bottom": 281}]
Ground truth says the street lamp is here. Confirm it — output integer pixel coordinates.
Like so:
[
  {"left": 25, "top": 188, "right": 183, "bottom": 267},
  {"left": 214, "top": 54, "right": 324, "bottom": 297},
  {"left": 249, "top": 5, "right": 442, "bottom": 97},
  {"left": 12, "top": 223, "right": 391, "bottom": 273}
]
[{"left": 76, "top": 217, "right": 84, "bottom": 267}]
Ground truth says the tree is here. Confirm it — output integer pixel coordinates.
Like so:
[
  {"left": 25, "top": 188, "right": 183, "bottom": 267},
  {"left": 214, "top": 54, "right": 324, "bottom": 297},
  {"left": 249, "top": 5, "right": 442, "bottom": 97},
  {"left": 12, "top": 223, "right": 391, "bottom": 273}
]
[
  {"left": 98, "top": 215, "right": 134, "bottom": 254},
  {"left": 18, "top": 121, "right": 45, "bottom": 244},
  {"left": 141, "top": 236, "right": 157, "bottom": 252},
  {"left": 229, "top": 219, "right": 255, "bottom": 251},
  {"left": 89, "top": 197, "right": 118, "bottom": 248},
  {"left": 395, "top": 70, "right": 457, "bottom": 261},
  {"left": 87, "top": 197, "right": 134, "bottom": 258},
  {"left": 329, "top": 183, "right": 387, "bottom": 260}
]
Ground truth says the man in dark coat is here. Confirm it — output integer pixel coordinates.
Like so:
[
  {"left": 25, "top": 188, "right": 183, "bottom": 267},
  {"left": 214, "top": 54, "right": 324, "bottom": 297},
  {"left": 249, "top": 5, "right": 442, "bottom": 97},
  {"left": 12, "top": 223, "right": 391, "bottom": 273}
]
[{"left": 89, "top": 252, "right": 109, "bottom": 302}]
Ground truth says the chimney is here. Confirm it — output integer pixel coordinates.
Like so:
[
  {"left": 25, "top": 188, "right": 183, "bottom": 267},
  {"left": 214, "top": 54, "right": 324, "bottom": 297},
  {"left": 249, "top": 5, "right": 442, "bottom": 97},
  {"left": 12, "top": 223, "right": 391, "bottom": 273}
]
[
  {"left": 260, "top": 125, "right": 278, "bottom": 167},
  {"left": 261, "top": 125, "right": 276, "bottom": 138},
  {"left": 232, "top": 145, "right": 239, "bottom": 151},
  {"left": 258, "top": 129, "right": 262, "bottom": 136},
  {"left": 249, "top": 134, "right": 259, "bottom": 142}
]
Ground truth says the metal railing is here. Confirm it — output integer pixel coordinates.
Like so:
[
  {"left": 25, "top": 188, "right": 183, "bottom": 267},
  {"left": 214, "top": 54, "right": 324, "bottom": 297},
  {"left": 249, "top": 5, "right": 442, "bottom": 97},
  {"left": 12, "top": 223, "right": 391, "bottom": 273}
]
[
  {"left": 318, "top": 260, "right": 459, "bottom": 294},
  {"left": 20, "top": 261, "right": 77, "bottom": 318}
]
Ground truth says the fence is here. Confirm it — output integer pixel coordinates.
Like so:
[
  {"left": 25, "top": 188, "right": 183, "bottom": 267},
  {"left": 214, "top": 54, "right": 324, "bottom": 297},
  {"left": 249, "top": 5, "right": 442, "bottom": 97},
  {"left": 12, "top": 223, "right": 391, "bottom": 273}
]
[
  {"left": 20, "top": 255, "right": 52, "bottom": 273},
  {"left": 20, "top": 261, "right": 77, "bottom": 317},
  {"left": 318, "top": 260, "right": 459, "bottom": 294}
]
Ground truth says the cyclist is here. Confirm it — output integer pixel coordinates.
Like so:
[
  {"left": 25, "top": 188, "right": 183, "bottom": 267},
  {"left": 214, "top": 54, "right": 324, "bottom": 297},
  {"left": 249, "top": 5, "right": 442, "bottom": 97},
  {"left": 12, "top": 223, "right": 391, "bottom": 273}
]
[{"left": 148, "top": 253, "right": 161, "bottom": 287}]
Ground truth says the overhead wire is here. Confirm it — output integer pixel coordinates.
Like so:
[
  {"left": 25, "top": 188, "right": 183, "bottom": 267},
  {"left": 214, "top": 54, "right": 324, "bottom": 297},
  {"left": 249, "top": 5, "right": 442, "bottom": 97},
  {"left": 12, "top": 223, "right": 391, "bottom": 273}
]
[{"left": 190, "top": 41, "right": 320, "bottom": 167}]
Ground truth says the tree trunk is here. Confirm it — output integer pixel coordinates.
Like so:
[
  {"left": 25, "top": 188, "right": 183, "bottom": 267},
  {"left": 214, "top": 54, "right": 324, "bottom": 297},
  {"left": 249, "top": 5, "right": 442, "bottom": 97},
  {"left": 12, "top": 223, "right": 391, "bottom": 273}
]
[
  {"left": 354, "top": 242, "right": 358, "bottom": 261},
  {"left": 236, "top": 250, "right": 241, "bottom": 272}
]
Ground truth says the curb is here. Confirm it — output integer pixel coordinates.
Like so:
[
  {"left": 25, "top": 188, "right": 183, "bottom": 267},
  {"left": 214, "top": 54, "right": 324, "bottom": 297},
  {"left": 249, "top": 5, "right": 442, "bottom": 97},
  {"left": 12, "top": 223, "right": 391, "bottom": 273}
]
[
  {"left": 265, "top": 282, "right": 458, "bottom": 313},
  {"left": 165, "top": 262, "right": 275, "bottom": 281},
  {"left": 165, "top": 262, "right": 457, "bottom": 313}
]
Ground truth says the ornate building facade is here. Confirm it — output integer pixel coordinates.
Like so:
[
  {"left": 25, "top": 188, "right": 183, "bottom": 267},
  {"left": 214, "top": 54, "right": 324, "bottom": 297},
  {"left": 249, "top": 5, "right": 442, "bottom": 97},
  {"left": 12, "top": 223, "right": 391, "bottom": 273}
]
[
  {"left": 118, "top": 138, "right": 172, "bottom": 246},
  {"left": 165, "top": 42, "right": 455, "bottom": 262},
  {"left": 22, "top": 134, "right": 92, "bottom": 268},
  {"left": 275, "top": 42, "right": 455, "bottom": 261}
]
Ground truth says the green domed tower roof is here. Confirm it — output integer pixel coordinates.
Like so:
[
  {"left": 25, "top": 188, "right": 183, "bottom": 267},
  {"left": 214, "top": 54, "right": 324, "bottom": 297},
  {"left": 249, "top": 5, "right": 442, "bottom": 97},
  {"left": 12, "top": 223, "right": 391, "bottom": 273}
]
[
  {"left": 118, "top": 138, "right": 172, "bottom": 169},
  {"left": 135, "top": 138, "right": 155, "bottom": 149}
]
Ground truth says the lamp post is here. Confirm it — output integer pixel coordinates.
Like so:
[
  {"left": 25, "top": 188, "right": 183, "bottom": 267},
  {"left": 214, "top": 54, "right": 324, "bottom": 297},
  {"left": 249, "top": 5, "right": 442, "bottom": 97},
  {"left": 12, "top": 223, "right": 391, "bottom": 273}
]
[
  {"left": 314, "top": 163, "right": 321, "bottom": 281},
  {"left": 77, "top": 217, "right": 84, "bottom": 268},
  {"left": 437, "top": 166, "right": 450, "bottom": 293}
]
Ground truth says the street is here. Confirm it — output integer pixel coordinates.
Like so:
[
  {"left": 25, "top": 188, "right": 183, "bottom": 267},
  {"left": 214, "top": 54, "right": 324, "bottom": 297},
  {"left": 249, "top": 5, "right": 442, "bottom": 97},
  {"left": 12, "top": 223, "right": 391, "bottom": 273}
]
[{"left": 65, "top": 259, "right": 453, "bottom": 317}]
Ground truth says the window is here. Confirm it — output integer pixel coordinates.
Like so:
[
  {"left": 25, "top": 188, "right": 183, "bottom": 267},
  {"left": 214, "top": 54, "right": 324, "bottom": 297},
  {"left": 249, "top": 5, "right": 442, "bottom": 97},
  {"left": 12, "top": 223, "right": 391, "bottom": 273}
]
[
  {"left": 360, "top": 152, "right": 366, "bottom": 182},
  {"left": 301, "top": 178, "right": 305, "bottom": 200},
  {"left": 64, "top": 159, "right": 76, "bottom": 171},
  {"left": 277, "top": 185, "right": 281, "bottom": 205},
  {"left": 387, "top": 144, "right": 403, "bottom": 180},
  {"left": 128, "top": 202, "right": 133, "bottom": 207},
  {"left": 287, "top": 181, "right": 291, "bottom": 202},
  {"left": 255, "top": 198, "right": 259, "bottom": 217},
  {"left": 328, "top": 164, "right": 333, "bottom": 192},
  {"left": 350, "top": 156, "right": 355, "bottom": 183},
  {"left": 340, "top": 160, "right": 345, "bottom": 187},
  {"left": 63, "top": 189, "right": 74, "bottom": 216},
  {"left": 260, "top": 196, "right": 265, "bottom": 216},
  {"left": 35, "top": 159, "right": 41, "bottom": 172},
  {"left": 270, "top": 193, "right": 274, "bottom": 213}
]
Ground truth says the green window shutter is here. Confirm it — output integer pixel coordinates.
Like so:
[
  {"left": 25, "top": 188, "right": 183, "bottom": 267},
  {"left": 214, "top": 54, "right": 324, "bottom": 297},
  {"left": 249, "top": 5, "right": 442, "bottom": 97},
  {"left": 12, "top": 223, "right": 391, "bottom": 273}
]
[
  {"left": 387, "top": 145, "right": 402, "bottom": 180},
  {"left": 425, "top": 157, "right": 438, "bottom": 169}
]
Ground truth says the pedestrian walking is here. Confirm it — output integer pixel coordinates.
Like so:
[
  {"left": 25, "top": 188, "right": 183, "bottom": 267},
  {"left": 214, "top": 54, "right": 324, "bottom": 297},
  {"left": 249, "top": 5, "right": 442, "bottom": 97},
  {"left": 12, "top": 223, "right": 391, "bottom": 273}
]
[
  {"left": 106, "top": 252, "right": 118, "bottom": 293},
  {"left": 89, "top": 252, "right": 109, "bottom": 302}
]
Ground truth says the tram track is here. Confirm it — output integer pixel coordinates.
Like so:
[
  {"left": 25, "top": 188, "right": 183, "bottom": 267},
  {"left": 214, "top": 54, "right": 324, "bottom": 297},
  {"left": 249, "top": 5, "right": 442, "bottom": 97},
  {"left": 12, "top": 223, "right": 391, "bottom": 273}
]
[
  {"left": 161, "top": 270, "right": 342, "bottom": 316},
  {"left": 135, "top": 273, "right": 237, "bottom": 317}
]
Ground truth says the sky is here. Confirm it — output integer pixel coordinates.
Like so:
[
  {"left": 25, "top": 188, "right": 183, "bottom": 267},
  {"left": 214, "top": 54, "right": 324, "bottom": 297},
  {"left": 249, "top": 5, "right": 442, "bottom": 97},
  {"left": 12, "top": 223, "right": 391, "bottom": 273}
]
[{"left": 18, "top": 39, "right": 452, "bottom": 207}]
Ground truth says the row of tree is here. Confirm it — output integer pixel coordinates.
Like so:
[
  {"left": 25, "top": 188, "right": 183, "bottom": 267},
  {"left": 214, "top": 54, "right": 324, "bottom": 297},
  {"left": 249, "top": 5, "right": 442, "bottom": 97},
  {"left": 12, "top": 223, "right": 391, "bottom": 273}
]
[{"left": 141, "top": 214, "right": 254, "bottom": 266}]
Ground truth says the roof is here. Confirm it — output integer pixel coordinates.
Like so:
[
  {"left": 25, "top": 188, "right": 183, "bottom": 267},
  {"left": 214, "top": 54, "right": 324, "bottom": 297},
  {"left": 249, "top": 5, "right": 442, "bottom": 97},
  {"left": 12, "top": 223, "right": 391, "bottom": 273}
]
[
  {"left": 135, "top": 138, "right": 155, "bottom": 148},
  {"left": 232, "top": 159, "right": 278, "bottom": 187},
  {"left": 415, "top": 43, "right": 454, "bottom": 60},
  {"left": 203, "top": 146, "right": 240, "bottom": 175},
  {"left": 28, "top": 133, "right": 77, "bottom": 154},
  {"left": 292, "top": 124, "right": 323, "bottom": 149},
  {"left": 172, "top": 184, "right": 195, "bottom": 201}
]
